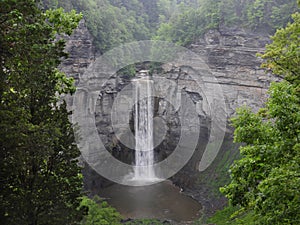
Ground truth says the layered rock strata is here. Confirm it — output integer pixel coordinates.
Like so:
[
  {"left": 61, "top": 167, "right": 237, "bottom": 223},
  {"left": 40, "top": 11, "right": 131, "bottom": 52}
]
[{"left": 61, "top": 22, "right": 278, "bottom": 214}]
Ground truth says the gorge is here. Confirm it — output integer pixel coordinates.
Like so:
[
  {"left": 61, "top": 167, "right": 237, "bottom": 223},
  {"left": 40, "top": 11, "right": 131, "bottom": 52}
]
[
  {"left": 2, "top": 0, "right": 298, "bottom": 224},
  {"left": 59, "top": 19, "right": 278, "bottom": 220}
]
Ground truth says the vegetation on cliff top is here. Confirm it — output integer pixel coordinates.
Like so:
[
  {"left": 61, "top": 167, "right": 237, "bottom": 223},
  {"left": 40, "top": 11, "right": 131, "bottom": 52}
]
[
  {"left": 156, "top": 0, "right": 298, "bottom": 45},
  {"left": 42, "top": 0, "right": 298, "bottom": 51}
]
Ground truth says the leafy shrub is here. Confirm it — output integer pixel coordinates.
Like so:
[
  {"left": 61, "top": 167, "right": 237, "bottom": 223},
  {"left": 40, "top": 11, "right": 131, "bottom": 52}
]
[{"left": 79, "top": 196, "right": 122, "bottom": 225}]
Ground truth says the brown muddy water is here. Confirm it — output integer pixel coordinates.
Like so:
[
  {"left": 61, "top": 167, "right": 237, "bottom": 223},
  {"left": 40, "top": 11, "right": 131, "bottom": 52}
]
[{"left": 98, "top": 181, "right": 202, "bottom": 222}]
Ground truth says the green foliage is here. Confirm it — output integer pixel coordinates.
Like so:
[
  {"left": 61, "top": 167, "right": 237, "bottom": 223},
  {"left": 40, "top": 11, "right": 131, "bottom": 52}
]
[
  {"left": 259, "top": 12, "right": 300, "bottom": 87},
  {"left": 42, "top": 0, "right": 151, "bottom": 53},
  {"left": 79, "top": 196, "right": 122, "bottom": 225},
  {"left": 155, "top": 0, "right": 298, "bottom": 46},
  {"left": 0, "top": 0, "right": 83, "bottom": 224},
  {"left": 124, "top": 218, "right": 166, "bottom": 225},
  {"left": 207, "top": 205, "right": 256, "bottom": 224},
  {"left": 42, "top": 0, "right": 298, "bottom": 50},
  {"left": 246, "top": 0, "right": 298, "bottom": 32},
  {"left": 83, "top": 0, "right": 150, "bottom": 53},
  {"left": 221, "top": 82, "right": 300, "bottom": 224},
  {"left": 195, "top": 139, "right": 240, "bottom": 201},
  {"left": 247, "top": 0, "right": 265, "bottom": 28},
  {"left": 46, "top": 8, "right": 82, "bottom": 35},
  {"left": 220, "top": 6, "right": 300, "bottom": 224},
  {"left": 117, "top": 64, "right": 137, "bottom": 78},
  {"left": 156, "top": 0, "right": 221, "bottom": 45},
  {"left": 41, "top": 0, "right": 298, "bottom": 50}
]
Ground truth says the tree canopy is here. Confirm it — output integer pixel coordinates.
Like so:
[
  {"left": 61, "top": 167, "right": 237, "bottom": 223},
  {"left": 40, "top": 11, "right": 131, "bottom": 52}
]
[
  {"left": 41, "top": 0, "right": 151, "bottom": 53},
  {"left": 79, "top": 196, "right": 122, "bottom": 225},
  {"left": 156, "top": 0, "right": 298, "bottom": 46},
  {"left": 0, "top": 0, "right": 84, "bottom": 224},
  {"left": 40, "top": 0, "right": 299, "bottom": 50}
]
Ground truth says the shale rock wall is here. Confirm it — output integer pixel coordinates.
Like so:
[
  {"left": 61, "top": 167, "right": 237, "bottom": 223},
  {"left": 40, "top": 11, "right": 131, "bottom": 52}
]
[{"left": 61, "top": 22, "right": 278, "bottom": 213}]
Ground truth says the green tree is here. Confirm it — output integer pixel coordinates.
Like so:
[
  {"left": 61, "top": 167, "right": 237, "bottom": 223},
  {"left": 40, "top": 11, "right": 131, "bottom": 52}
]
[
  {"left": 41, "top": 0, "right": 151, "bottom": 53},
  {"left": 82, "top": 0, "right": 150, "bottom": 53},
  {"left": 246, "top": 0, "right": 298, "bottom": 32},
  {"left": 79, "top": 196, "right": 122, "bottom": 225},
  {"left": 155, "top": 1, "right": 221, "bottom": 46},
  {"left": 155, "top": 0, "right": 298, "bottom": 46},
  {"left": 221, "top": 4, "right": 300, "bottom": 224},
  {"left": 0, "top": 0, "right": 83, "bottom": 224},
  {"left": 260, "top": 11, "right": 300, "bottom": 88}
]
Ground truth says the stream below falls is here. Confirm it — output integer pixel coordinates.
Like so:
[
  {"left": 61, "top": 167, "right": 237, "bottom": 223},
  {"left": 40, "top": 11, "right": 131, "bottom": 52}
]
[{"left": 98, "top": 180, "right": 202, "bottom": 222}]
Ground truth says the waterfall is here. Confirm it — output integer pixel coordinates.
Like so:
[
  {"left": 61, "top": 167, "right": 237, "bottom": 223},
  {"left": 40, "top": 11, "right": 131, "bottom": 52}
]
[{"left": 133, "top": 73, "right": 156, "bottom": 180}]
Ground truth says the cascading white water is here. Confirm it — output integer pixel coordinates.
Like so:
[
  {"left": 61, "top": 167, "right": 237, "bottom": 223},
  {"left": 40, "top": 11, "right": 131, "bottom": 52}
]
[{"left": 133, "top": 75, "right": 156, "bottom": 180}]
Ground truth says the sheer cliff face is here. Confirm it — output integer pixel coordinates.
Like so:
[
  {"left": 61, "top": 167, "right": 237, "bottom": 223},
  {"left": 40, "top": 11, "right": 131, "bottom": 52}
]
[
  {"left": 191, "top": 28, "right": 277, "bottom": 117},
  {"left": 61, "top": 21, "right": 275, "bottom": 134},
  {"left": 61, "top": 22, "right": 277, "bottom": 126},
  {"left": 61, "top": 22, "right": 278, "bottom": 212},
  {"left": 59, "top": 20, "right": 95, "bottom": 85}
]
